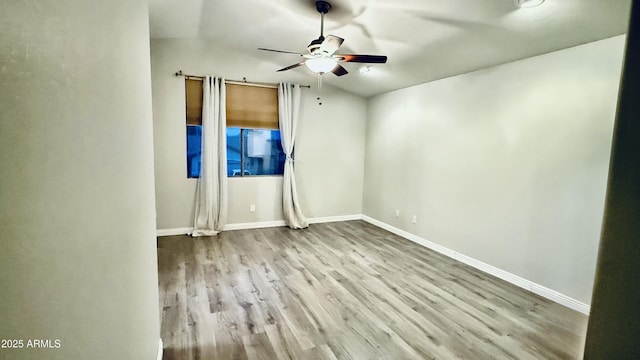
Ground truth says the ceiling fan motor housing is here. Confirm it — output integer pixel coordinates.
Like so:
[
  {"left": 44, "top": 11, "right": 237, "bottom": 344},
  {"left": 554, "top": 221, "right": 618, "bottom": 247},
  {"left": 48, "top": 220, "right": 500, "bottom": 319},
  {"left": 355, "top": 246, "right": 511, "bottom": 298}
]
[{"left": 307, "top": 37, "right": 324, "bottom": 54}]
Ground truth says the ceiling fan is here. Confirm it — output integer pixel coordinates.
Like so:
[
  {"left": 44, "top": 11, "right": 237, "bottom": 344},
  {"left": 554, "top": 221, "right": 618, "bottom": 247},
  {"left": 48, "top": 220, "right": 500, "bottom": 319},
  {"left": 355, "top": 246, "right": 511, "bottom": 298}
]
[{"left": 258, "top": 0, "right": 387, "bottom": 80}]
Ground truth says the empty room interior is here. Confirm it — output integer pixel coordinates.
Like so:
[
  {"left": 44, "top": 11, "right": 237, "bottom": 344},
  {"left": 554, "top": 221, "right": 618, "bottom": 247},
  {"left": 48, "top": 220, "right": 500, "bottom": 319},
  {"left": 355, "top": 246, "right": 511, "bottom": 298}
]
[{"left": 2, "top": 0, "right": 640, "bottom": 359}]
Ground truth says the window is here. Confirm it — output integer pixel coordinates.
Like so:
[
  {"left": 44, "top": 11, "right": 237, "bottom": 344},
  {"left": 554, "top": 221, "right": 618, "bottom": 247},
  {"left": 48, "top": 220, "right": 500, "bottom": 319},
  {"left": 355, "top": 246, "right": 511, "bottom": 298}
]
[
  {"left": 184, "top": 78, "right": 285, "bottom": 178},
  {"left": 185, "top": 78, "right": 203, "bottom": 178},
  {"left": 186, "top": 125, "right": 202, "bottom": 178},
  {"left": 227, "top": 128, "right": 285, "bottom": 176}
]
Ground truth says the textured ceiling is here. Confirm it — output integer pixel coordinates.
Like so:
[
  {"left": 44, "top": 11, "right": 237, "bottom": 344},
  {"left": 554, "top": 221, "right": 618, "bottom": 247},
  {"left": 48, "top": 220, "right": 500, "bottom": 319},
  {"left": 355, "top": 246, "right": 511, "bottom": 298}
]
[{"left": 149, "top": 0, "right": 631, "bottom": 97}]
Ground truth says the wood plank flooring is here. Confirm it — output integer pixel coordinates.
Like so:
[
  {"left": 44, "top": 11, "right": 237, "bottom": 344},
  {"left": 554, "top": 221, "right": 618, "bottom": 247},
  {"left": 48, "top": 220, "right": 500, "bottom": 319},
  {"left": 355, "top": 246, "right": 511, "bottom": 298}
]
[{"left": 158, "top": 220, "right": 588, "bottom": 359}]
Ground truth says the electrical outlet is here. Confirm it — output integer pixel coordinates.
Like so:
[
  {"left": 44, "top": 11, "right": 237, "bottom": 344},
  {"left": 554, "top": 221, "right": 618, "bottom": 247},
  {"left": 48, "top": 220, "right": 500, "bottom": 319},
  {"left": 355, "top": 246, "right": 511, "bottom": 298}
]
[
  {"left": 250, "top": 204, "right": 256, "bottom": 212},
  {"left": 412, "top": 215, "right": 417, "bottom": 224},
  {"left": 395, "top": 210, "right": 400, "bottom": 217}
]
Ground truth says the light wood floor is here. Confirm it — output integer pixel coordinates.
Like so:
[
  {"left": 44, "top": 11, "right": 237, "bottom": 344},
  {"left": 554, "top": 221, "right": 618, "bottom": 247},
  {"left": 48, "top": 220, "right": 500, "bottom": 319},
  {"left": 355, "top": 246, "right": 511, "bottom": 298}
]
[{"left": 158, "top": 220, "right": 587, "bottom": 359}]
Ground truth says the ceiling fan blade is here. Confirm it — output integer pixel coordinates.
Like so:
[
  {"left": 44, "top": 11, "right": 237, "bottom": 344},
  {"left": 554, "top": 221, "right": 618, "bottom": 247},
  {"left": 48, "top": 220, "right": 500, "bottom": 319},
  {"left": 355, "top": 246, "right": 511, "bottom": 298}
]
[
  {"left": 276, "top": 62, "right": 305, "bottom": 72},
  {"left": 319, "top": 35, "right": 344, "bottom": 56},
  {"left": 331, "top": 64, "right": 348, "bottom": 76},
  {"left": 258, "top": 48, "right": 303, "bottom": 56},
  {"left": 338, "top": 54, "right": 387, "bottom": 64}
]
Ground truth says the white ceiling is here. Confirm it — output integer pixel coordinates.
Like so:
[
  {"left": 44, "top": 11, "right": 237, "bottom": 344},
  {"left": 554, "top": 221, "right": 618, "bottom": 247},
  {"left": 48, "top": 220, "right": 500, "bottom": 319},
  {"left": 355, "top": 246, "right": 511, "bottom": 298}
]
[{"left": 149, "top": 0, "right": 631, "bottom": 97}]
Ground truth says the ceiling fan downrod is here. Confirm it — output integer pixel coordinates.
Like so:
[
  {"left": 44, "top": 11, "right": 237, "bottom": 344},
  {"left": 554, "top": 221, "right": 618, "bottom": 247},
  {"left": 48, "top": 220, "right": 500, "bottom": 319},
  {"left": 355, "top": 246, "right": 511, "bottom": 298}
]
[{"left": 316, "top": 1, "right": 331, "bottom": 39}]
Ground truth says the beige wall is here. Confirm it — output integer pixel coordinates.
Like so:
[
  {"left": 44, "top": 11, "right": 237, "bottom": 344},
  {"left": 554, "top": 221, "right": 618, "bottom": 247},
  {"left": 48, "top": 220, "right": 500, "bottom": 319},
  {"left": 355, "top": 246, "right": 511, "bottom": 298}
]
[
  {"left": 0, "top": 1, "right": 159, "bottom": 359},
  {"left": 151, "top": 39, "right": 366, "bottom": 230},
  {"left": 363, "top": 36, "right": 625, "bottom": 304}
]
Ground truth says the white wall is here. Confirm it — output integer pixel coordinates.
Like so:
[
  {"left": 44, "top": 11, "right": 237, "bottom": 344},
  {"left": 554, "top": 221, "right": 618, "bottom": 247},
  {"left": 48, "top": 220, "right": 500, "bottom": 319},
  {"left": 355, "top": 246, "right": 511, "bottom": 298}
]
[
  {"left": 364, "top": 36, "right": 625, "bottom": 305},
  {"left": 0, "top": 1, "right": 159, "bottom": 359},
  {"left": 151, "top": 39, "right": 366, "bottom": 230}
]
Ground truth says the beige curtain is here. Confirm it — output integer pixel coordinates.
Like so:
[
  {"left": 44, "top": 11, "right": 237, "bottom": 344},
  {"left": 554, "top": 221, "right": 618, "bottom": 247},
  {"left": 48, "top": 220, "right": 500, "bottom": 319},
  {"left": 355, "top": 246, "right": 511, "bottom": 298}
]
[
  {"left": 278, "top": 83, "right": 308, "bottom": 229},
  {"left": 192, "top": 76, "right": 227, "bottom": 236}
]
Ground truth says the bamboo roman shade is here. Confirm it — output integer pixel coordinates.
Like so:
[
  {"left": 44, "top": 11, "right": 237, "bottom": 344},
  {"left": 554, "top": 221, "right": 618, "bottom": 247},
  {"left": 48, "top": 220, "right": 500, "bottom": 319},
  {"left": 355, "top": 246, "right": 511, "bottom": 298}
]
[
  {"left": 185, "top": 78, "right": 203, "bottom": 125},
  {"left": 226, "top": 83, "right": 279, "bottom": 129},
  {"left": 185, "top": 79, "right": 279, "bottom": 129}
]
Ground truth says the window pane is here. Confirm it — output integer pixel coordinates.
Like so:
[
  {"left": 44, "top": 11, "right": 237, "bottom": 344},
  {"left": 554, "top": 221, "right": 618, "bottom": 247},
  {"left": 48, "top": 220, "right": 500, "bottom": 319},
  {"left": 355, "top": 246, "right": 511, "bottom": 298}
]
[
  {"left": 226, "top": 128, "right": 285, "bottom": 177},
  {"left": 186, "top": 125, "right": 202, "bottom": 178},
  {"left": 244, "top": 129, "right": 285, "bottom": 176},
  {"left": 226, "top": 127, "right": 243, "bottom": 176}
]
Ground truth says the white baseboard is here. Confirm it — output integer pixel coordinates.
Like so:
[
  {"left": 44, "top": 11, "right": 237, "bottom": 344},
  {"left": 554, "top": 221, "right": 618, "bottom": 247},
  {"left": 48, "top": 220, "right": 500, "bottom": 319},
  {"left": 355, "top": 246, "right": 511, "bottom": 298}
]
[
  {"left": 224, "top": 220, "right": 286, "bottom": 231},
  {"left": 156, "top": 214, "right": 363, "bottom": 235},
  {"left": 309, "top": 214, "right": 362, "bottom": 224},
  {"left": 156, "top": 227, "right": 193, "bottom": 237},
  {"left": 157, "top": 338, "right": 163, "bottom": 360},
  {"left": 361, "top": 215, "right": 591, "bottom": 315},
  {"left": 223, "top": 214, "right": 362, "bottom": 231}
]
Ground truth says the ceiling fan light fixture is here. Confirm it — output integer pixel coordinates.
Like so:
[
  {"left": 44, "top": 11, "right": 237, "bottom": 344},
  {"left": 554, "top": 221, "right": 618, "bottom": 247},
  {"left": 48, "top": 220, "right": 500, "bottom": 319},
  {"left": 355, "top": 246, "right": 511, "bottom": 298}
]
[
  {"left": 514, "top": 0, "right": 545, "bottom": 8},
  {"left": 305, "top": 57, "right": 338, "bottom": 74}
]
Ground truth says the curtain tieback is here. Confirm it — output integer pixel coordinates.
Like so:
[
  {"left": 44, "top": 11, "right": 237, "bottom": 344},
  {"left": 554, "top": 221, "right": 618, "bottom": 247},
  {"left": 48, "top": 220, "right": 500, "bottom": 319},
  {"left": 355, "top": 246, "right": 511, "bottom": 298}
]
[{"left": 286, "top": 154, "right": 295, "bottom": 162}]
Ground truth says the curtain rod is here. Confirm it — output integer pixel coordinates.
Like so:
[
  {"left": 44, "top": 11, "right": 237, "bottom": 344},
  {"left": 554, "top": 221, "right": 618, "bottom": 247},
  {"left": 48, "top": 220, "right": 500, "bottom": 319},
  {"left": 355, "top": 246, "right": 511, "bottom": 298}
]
[{"left": 175, "top": 70, "right": 311, "bottom": 89}]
